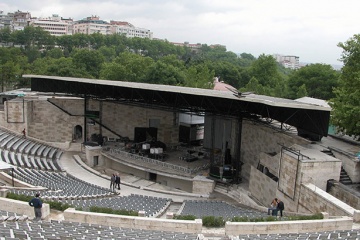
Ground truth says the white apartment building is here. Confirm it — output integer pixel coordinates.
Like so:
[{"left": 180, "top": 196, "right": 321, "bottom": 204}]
[
  {"left": 73, "top": 16, "right": 111, "bottom": 35},
  {"left": 30, "top": 14, "right": 73, "bottom": 36},
  {"left": 12, "top": 10, "right": 31, "bottom": 31},
  {"left": 110, "top": 21, "right": 152, "bottom": 39},
  {"left": 273, "top": 54, "right": 300, "bottom": 70}
]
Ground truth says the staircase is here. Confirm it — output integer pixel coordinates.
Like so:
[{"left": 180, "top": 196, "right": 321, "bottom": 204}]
[
  {"left": 322, "top": 148, "right": 353, "bottom": 185},
  {"left": 340, "top": 166, "right": 353, "bottom": 185},
  {"left": 214, "top": 182, "right": 265, "bottom": 210}
]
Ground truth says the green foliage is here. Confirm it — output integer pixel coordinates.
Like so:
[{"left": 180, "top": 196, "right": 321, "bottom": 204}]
[
  {"left": 173, "top": 215, "right": 196, "bottom": 220},
  {"left": 6, "top": 192, "right": 72, "bottom": 211},
  {"left": 330, "top": 34, "right": 360, "bottom": 139},
  {"left": 231, "top": 213, "right": 323, "bottom": 222},
  {"left": 287, "top": 213, "right": 323, "bottom": 220},
  {"left": 202, "top": 216, "right": 225, "bottom": 227},
  {"left": 288, "top": 63, "right": 339, "bottom": 100},
  {"left": 89, "top": 206, "right": 138, "bottom": 216},
  {"left": 231, "top": 216, "right": 249, "bottom": 222}
]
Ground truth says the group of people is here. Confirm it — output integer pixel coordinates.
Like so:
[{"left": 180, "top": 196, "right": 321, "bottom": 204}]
[
  {"left": 110, "top": 173, "right": 121, "bottom": 191},
  {"left": 267, "top": 198, "right": 285, "bottom": 217}
]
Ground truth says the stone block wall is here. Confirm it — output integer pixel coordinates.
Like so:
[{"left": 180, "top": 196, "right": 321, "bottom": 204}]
[
  {"left": 298, "top": 183, "right": 356, "bottom": 217},
  {"left": 225, "top": 216, "right": 353, "bottom": 235},
  {"left": 0, "top": 197, "right": 50, "bottom": 220},
  {"left": 240, "top": 121, "right": 309, "bottom": 180},
  {"left": 299, "top": 160, "right": 341, "bottom": 191},
  {"left": 331, "top": 149, "right": 360, "bottom": 183},
  {"left": 329, "top": 182, "right": 360, "bottom": 210},
  {"left": 28, "top": 99, "right": 83, "bottom": 142},
  {"left": 64, "top": 208, "right": 203, "bottom": 234},
  {"left": 100, "top": 101, "right": 179, "bottom": 144},
  {"left": 249, "top": 166, "right": 277, "bottom": 207}
]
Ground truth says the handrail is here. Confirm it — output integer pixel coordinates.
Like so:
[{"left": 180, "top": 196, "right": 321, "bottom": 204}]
[{"left": 106, "top": 149, "right": 210, "bottom": 175}]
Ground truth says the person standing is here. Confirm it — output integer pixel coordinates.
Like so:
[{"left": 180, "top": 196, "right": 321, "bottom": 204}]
[
  {"left": 22, "top": 128, "right": 26, "bottom": 138},
  {"left": 115, "top": 173, "right": 121, "bottom": 190},
  {"left": 29, "top": 192, "right": 42, "bottom": 221},
  {"left": 277, "top": 199, "right": 285, "bottom": 218},
  {"left": 110, "top": 173, "right": 116, "bottom": 191}
]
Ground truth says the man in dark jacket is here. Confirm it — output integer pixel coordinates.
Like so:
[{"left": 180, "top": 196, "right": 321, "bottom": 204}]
[
  {"left": 115, "top": 173, "right": 121, "bottom": 190},
  {"left": 277, "top": 199, "right": 285, "bottom": 217},
  {"left": 29, "top": 192, "right": 42, "bottom": 221}
]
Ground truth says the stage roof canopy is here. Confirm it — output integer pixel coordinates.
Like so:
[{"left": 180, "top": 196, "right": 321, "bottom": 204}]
[{"left": 23, "top": 75, "right": 331, "bottom": 137}]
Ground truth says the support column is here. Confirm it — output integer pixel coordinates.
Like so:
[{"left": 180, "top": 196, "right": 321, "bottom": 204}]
[
  {"left": 234, "top": 116, "right": 243, "bottom": 183},
  {"left": 210, "top": 115, "right": 216, "bottom": 168},
  {"left": 84, "top": 95, "right": 87, "bottom": 142}
]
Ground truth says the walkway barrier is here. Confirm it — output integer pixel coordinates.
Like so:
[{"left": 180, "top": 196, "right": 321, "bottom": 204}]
[{"left": 108, "top": 149, "right": 210, "bottom": 175}]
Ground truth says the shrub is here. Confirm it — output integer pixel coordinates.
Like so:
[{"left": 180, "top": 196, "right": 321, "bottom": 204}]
[
  {"left": 89, "top": 206, "right": 138, "bottom": 216},
  {"left": 202, "top": 216, "right": 225, "bottom": 227},
  {"left": 6, "top": 192, "right": 73, "bottom": 211},
  {"left": 173, "top": 215, "right": 196, "bottom": 220},
  {"left": 231, "top": 216, "right": 248, "bottom": 222}
]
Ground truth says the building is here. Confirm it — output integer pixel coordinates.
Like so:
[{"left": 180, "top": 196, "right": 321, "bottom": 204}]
[
  {"left": 12, "top": 10, "right": 31, "bottom": 31},
  {"left": 0, "top": 11, "right": 13, "bottom": 30},
  {"left": 110, "top": 21, "right": 152, "bottom": 39},
  {"left": 171, "top": 41, "right": 202, "bottom": 53},
  {"left": 273, "top": 54, "right": 300, "bottom": 70},
  {"left": 30, "top": 14, "right": 73, "bottom": 36},
  {"left": 73, "top": 15, "right": 111, "bottom": 35}
]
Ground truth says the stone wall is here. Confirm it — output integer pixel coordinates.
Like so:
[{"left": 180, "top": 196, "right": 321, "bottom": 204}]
[
  {"left": 100, "top": 102, "right": 179, "bottom": 144},
  {"left": 329, "top": 182, "right": 360, "bottom": 210},
  {"left": 298, "top": 183, "right": 356, "bottom": 217},
  {"left": 249, "top": 166, "right": 277, "bottom": 207},
  {"left": 0, "top": 197, "right": 50, "bottom": 220},
  {"left": 225, "top": 216, "right": 353, "bottom": 235},
  {"left": 331, "top": 147, "right": 360, "bottom": 183},
  {"left": 64, "top": 208, "right": 202, "bottom": 234},
  {"left": 240, "top": 121, "right": 309, "bottom": 180}
]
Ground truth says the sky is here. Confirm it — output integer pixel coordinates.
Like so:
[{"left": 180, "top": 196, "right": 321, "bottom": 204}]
[{"left": 1, "top": 0, "right": 360, "bottom": 66}]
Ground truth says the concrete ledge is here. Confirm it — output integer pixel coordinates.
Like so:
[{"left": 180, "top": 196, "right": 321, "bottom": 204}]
[
  {"left": 0, "top": 197, "right": 50, "bottom": 220},
  {"left": 64, "top": 208, "right": 202, "bottom": 234},
  {"left": 225, "top": 216, "right": 353, "bottom": 235}
]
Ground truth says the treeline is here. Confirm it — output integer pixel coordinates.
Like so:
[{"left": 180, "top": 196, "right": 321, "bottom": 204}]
[{"left": 0, "top": 26, "right": 339, "bottom": 100}]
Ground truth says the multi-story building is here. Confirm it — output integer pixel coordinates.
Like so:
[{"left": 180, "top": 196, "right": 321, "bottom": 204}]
[
  {"left": 110, "top": 21, "right": 152, "bottom": 39},
  {"left": 72, "top": 15, "right": 111, "bottom": 35},
  {"left": 30, "top": 14, "right": 73, "bottom": 36},
  {"left": 273, "top": 54, "right": 300, "bottom": 70},
  {"left": 0, "top": 11, "right": 13, "bottom": 30},
  {"left": 171, "top": 41, "right": 202, "bottom": 53},
  {"left": 12, "top": 10, "right": 31, "bottom": 31}
]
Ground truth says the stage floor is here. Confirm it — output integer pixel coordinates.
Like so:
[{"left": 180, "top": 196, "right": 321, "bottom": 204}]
[{"left": 103, "top": 142, "right": 215, "bottom": 178}]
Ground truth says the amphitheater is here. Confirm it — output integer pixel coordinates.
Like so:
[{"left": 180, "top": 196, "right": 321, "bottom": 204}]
[{"left": 0, "top": 75, "right": 358, "bottom": 240}]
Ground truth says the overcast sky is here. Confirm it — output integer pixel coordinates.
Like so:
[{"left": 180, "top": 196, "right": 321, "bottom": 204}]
[{"left": 2, "top": 0, "right": 359, "bottom": 66}]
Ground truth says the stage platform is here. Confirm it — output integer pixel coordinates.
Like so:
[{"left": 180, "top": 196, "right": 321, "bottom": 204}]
[{"left": 102, "top": 142, "right": 214, "bottom": 179}]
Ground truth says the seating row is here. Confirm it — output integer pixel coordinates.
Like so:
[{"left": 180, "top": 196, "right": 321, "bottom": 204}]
[
  {"left": 234, "top": 230, "right": 360, "bottom": 240},
  {"left": 0, "top": 130, "right": 63, "bottom": 162},
  {"left": 180, "top": 200, "right": 268, "bottom": 220},
  {"left": 0, "top": 220, "right": 199, "bottom": 240},
  {"left": 60, "top": 194, "right": 171, "bottom": 217},
  {"left": 10, "top": 168, "right": 115, "bottom": 200}
]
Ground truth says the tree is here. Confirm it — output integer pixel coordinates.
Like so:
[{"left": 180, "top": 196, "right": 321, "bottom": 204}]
[
  {"left": 330, "top": 34, "right": 360, "bottom": 139},
  {"left": 184, "top": 64, "right": 214, "bottom": 89},
  {"left": 288, "top": 64, "right": 339, "bottom": 100},
  {"left": 71, "top": 49, "right": 105, "bottom": 78}
]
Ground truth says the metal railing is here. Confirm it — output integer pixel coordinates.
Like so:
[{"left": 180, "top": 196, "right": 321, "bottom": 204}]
[{"left": 106, "top": 148, "right": 210, "bottom": 175}]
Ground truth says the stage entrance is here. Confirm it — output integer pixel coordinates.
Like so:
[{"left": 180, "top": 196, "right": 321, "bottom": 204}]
[{"left": 149, "top": 172, "right": 157, "bottom": 182}]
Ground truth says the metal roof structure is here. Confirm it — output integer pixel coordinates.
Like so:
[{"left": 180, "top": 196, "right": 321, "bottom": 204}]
[{"left": 24, "top": 75, "right": 331, "bottom": 137}]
